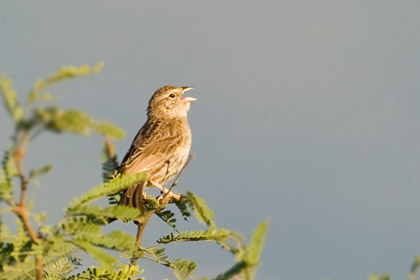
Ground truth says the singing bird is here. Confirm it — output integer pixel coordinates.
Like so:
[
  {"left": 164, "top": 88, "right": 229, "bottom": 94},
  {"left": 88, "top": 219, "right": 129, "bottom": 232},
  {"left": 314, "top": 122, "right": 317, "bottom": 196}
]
[{"left": 119, "top": 85, "right": 196, "bottom": 208}]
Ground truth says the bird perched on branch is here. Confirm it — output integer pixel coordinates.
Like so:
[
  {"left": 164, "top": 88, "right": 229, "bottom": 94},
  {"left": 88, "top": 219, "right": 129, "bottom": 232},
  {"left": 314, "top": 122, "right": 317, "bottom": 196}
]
[{"left": 118, "top": 85, "right": 196, "bottom": 208}]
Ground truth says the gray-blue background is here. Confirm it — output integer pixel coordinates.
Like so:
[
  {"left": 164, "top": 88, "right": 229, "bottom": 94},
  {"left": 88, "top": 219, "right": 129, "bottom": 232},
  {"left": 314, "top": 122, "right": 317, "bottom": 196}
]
[{"left": 1, "top": 1, "right": 420, "bottom": 279}]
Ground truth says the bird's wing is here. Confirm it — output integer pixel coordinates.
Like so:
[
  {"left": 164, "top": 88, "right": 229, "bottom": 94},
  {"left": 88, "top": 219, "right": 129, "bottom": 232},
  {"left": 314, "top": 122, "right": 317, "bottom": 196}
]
[{"left": 119, "top": 119, "right": 185, "bottom": 175}]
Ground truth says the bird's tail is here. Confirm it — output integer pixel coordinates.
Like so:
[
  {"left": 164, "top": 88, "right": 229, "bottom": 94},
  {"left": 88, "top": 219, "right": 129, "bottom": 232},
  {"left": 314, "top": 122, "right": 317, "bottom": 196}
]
[{"left": 119, "top": 181, "right": 146, "bottom": 210}]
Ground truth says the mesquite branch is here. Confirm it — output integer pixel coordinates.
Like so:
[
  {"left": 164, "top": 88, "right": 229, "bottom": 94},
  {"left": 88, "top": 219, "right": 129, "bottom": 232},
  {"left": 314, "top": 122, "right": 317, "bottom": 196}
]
[{"left": 12, "top": 130, "right": 43, "bottom": 280}]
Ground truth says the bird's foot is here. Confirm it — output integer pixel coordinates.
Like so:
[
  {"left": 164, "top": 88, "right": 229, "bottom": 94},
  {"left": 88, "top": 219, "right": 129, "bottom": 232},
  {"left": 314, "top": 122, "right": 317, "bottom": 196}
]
[
  {"left": 152, "top": 182, "right": 181, "bottom": 201},
  {"left": 157, "top": 191, "right": 181, "bottom": 203}
]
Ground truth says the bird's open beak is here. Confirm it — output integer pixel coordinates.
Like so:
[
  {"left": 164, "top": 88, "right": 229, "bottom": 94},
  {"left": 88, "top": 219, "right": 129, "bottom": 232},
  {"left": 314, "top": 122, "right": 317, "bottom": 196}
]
[{"left": 181, "top": 87, "right": 197, "bottom": 102}]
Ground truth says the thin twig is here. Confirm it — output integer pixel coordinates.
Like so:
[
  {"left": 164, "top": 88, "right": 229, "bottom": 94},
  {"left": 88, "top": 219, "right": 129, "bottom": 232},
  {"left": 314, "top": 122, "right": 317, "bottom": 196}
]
[
  {"left": 29, "top": 124, "right": 45, "bottom": 142},
  {"left": 13, "top": 132, "right": 38, "bottom": 242},
  {"left": 11, "top": 130, "right": 43, "bottom": 280},
  {"left": 104, "top": 136, "right": 119, "bottom": 179},
  {"left": 104, "top": 135, "right": 115, "bottom": 160},
  {"left": 135, "top": 212, "right": 154, "bottom": 246},
  {"left": 161, "top": 153, "right": 194, "bottom": 201},
  {"left": 35, "top": 258, "right": 43, "bottom": 280},
  {"left": 131, "top": 209, "right": 154, "bottom": 265}
]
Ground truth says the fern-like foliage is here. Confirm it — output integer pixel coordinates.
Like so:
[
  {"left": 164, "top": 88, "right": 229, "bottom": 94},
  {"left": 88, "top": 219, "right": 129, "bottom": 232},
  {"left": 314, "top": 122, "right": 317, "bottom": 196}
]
[
  {"left": 410, "top": 256, "right": 420, "bottom": 280},
  {"left": 156, "top": 229, "right": 231, "bottom": 244},
  {"left": 155, "top": 208, "right": 179, "bottom": 232},
  {"left": 67, "top": 205, "right": 140, "bottom": 224},
  {"left": 174, "top": 198, "right": 191, "bottom": 221},
  {"left": 68, "top": 173, "right": 146, "bottom": 209},
  {"left": 28, "top": 164, "right": 53, "bottom": 180},
  {"left": 40, "top": 237, "right": 77, "bottom": 263},
  {"left": 241, "top": 220, "right": 269, "bottom": 280},
  {"left": 137, "top": 247, "right": 169, "bottom": 264},
  {"left": 89, "top": 230, "right": 137, "bottom": 254},
  {"left": 35, "top": 107, "right": 125, "bottom": 140},
  {"left": 168, "top": 258, "right": 197, "bottom": 280},
  {"left": 0, "top": 241, "right": 15, "bottom": 271},
  {"left": 0, "top": 75, "right": 23, "bottom": 122},
  {"left": 43, "top": 257, "right": 75, "bottom": 280},
  {"left": 30, "top": 63, "right": 105, "bottom": 101},
  {"left": 212, "top": 261, "right": 248, "bottom": 280},
  {"left": 183, "top": 191, "right": 215, "bottom": 228},
  {"left": 66, "top": 264, "right": 143, "bottom": 280},
  {"left": 0, "top": 149, "right": 17, "bottom": 204}
]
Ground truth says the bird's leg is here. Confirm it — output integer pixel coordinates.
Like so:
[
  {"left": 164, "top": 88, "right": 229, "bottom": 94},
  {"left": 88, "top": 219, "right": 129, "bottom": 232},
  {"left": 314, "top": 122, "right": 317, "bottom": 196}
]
[{"left": 161, "top": 154, "right": 195, "bottom": 201}]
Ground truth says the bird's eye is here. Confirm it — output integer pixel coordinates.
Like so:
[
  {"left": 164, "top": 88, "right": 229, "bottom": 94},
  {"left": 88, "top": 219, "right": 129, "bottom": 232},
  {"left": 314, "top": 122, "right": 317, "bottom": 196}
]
[{"left": 169, "top": 93, "right": 176, "bottom": 98}]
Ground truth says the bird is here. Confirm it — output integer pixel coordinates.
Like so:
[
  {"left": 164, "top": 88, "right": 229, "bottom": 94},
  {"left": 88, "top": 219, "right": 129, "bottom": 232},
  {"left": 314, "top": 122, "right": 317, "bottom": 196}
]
[{"left": 118, "top": 85, "right": 197, "bottom": 209}]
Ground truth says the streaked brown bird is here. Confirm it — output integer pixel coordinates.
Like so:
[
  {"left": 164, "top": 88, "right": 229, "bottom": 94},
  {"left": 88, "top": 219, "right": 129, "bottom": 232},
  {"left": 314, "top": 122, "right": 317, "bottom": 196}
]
[{"left": 119, "top": 85, "right": 196, "bottom": 208}]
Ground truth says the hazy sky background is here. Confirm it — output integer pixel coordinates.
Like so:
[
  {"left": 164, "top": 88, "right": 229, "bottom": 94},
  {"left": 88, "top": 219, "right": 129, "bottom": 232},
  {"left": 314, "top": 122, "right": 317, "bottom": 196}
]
[{"left": 2, "top": 1, "right": 420, "bottom": 279}]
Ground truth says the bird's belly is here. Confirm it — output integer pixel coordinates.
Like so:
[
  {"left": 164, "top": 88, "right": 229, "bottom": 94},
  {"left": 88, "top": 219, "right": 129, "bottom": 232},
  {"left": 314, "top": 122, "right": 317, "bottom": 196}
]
[{"left": 148, "top": 152, "right": 188, "bottom": 185}]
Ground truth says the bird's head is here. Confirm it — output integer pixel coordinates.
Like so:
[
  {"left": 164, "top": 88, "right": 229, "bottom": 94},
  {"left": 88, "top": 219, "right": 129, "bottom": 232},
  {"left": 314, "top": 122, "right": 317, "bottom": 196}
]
[{"left": 148, "top": 85, "right": 197, "bottom": 119}]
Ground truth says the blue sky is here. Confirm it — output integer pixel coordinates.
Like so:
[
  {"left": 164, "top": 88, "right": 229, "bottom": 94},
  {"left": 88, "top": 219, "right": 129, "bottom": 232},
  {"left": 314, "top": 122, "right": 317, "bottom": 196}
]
[{"left": 2, "top": 1, "right": 420, "bottom": 279}]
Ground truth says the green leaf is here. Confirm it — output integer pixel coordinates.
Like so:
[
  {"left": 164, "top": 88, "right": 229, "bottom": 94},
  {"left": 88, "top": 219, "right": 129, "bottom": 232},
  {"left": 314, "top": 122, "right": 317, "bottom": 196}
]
[
  {"left": 38, "top": 63, "right": 105, "bottom": 91},
  {"left": 367, "top": 274, "right": 391, "bottom": 280},
  {"left": 245, "top": 220, "right": 268, "bottom": 262},
  {"left": 43, "top": 237, "right": 77, "bottom": 259},
  {"left": 73, "top": 223, "right": 103, "bottom": 242},
  {"left": 30, "top": 238, "right": 77, "bottom": 279},
  {"left": 36, "top": 107, "right": 90, "bottom": 135},
  {"left": 72, "top": 240, "right": 119, "bottom": 267},
  {"left": 212, "top": 261, "right": 247, "bottom": 280},
  {"left": 43, "top": 257, "right": 74, "bottom": 280},
  {"left": 90, "top": 121, "right": 126, "bottom": 140},
  {"left": 155, "top": 209, "right": 179, "bottom": 232},
  {"left": 0, "top": 241, "right": 15, "bottom": 270},
  {"left": 42, "top": 92, "right": 55, "bottom": 102},
  {"left": 59, "top": 216, "right": 92, "bottom": 235},
  {"left": 0, "top": 150, "right": 17, "bottom": 204},
  {"left": 68, "top": 173, "right": 146, "bottom": 209},
  {"left": 140, "top": 247, "right": 169, "bottom": 264},
  {"left": 67, "top": 205, "right": 140, "bottom": 223},
  {"left": 409, "top": 256, "right": 420, "bottom": 280},
  {"left": 61, "top": 218, "right": 137, "bottom": 252},
  {"left": 94, "top": 230, "right": 136, "bottom": 252},
  {"left": 174, "top": 198, "right": 191, "bottom": 221},
  {"left": 93, "top": 61, "right": 106, "bottom": 74},
  {"left": 32, "top": 211, "right": 47, "bottom": 226},
  {"left": 0, "top": 75, "right": 23, "bottom": 122},
  {"left": 0, "top": 221, "right": 12, "bottom": 242},
  {"left": 28, "top": 63, "right": 105, "bottom": 106},
  {"left": 168, "top": 258, "right": 197, "bottom": 280},
  {"left": 157, "top": 229, "right": 231, "bottom": 244},
  {"left": 66, "top": 264, "right": 142, "bottom": 280},
  {"left": 35, "top": 107, "right": 125, "bottom": 139},
  {"left": 29, "top": 164, "right": 53, "bottom": 179},
  {"left": 0, "top": 270, "right": 28, "bottom": 280},
  {"left": 14, "top": 219, "right": 30, "bottom": 249},
  {"left": 242, "top": 220, "right": 269, "bottom": 280},
  {"left": 185, "top": 192, "right": 215, "bottom": 228}
]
